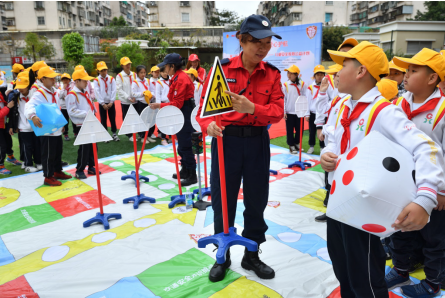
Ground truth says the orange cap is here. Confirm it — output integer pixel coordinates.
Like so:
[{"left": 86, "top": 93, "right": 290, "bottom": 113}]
[
  {"left": 37, "top": 66, "right": 60, "bottom": 79},
  {"left": 72, "top": 69, "right": 94, "bottom": 81},
  {"left": 393, "top": 48, "right": 445, "bottom": 82},
  {"left": 61, "top": 73, "right": 71, "bottom": 80},
  {"left": 150, "top": 65, "right": 160, "bottom": 74},
  {"left": 388, "top": 60, "right": 406, "bottom": 73},
  {"left": 96, "top": 61, "right": 108, "bottom": 71},
  {"left": 377, "top": 79, "right": 398, "bottom": 100},
  {"left": 143, "top": 90, "right": 152, "bottom": 104},
  {"left": 75, "top": 65, "right": 85, "bottom": 71},
  {"left": 328, "top": 41, "right": 389, "bottom": 82},
  {"left": 337, "top": 38, "right": 359, "bottom": 51},
  {"left": 286, "top": 65, "right": 300, "bottom": 74},
  {"left": 12, "top": 63, "right": 24, "bottom": 73},
  {"left": 120, "top": 57, "right": 132, "bottom": 65},
  {"left": 184, "top": 68, "right": 198, "bottom": 78},
  {"left": 326, "top": 64, "right": 343, "bottom": 74},
  {"left": 32, "top": 61, "right": 47, "bottom": 72},
  {"left": 313, "top": 65, "right": 326, "bottom": 74},
  {"left": 0, "top": 80, "right": 3, "bottom": 85},
  {"left": 14, "top": 75, "right": 30, "bottom": 89}
]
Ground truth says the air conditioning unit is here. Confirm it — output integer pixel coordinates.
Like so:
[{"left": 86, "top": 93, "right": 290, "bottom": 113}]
[
  {"left": 6, "top": 40, "right": 13, "bottom": 46},
  {"left": 161, "top": 23, "right": 165, "bottom": 27}
]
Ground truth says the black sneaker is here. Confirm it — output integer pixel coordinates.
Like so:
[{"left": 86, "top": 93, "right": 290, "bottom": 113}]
[
  {"left": 241, "top": 247, "right": 275, "bottom": 279},
  {"left": 87, "top": 167, "right": 101, "bottom": 175},
  {"left": 75, "top": 171, "right": 87, "bottom": 179},
  {"left": 172, "top": 165, "right": 186, "bottom": 179},
  {"left": 315, "top": 213, "right": 328, "bottom": 222},
  {"left": 62, "top": 161, "right": 69, "bottom": 166},
  {"left": 209, "top": 248, "right": 231, "bottom": 282}
]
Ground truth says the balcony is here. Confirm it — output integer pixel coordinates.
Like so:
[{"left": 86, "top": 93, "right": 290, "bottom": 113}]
[{"left": 180, "top": 1, "right": 190, "bottom": 7}]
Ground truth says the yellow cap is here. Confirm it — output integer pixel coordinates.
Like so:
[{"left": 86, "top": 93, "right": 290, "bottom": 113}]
[
  {"left": 25, "top": 67, "right": 32, "bottom": 72},
  {"left": 97, "top": 61, "right": 108, "bottom": 71},
  {"left": 313, "top": 65, "right": 326, "bottom": 74},
  {"left": 286, "top": 65, "right": 300, "bottom": 74},
  {"left": 326, "top": 64, "right": 343, "bottom": 74},
  {"left": 377, "top": 79, "right": 398, "bottom": 100},
  {"left": 72, "top": 69, "right": 94, "bottom": 81},
  {"left": 0, "top": 80, "right": 3, "bottom": 85},
  {"left": 388, "top": 60, "right": 406, "bottom": 73},
  {"left": 328, "top": 41, "right": 389, "bottom": 82},
  {"left": 12, "top": 64, "right": 24, "bottom": 73},
  {"left": 150, "top": 65, "right": 160, "bottom": 74},
  {"left": 37, "top": 66, "right": 60, "bottom": 79},
  {"left": 1, "top": 71, "right": 5, "bottom": 75},
  {"left": 14, "top": 75, "right": 30, "bottom": 89},
  {"left": 440, "top": 50, "right": 445, "bottom": 57},
  {"left": 120, "top": 57, "right": 132, "bottom": 65},
  {"left": 184, "top": 68, "right": 198, "bottom": 78},
  {"left": 61, "top": 73, "right": 71, "bottom": 80},
  {"left": 393, "top": 48, "right": 445, "bottom": 82},
  {"left": 337, "top": 38, "right": 359, "bottom": 51},
  {"left": 75, "top": 65, "right": 85, "bottom": 71},
  {"left": 17, "top": 71, "right": 29, "bottom": 79},
  {"left": 143, "top": 90, "right": 152, "bottom": 104},
  {"left": 32, "top": 61, "right": 47, "bottom": 72}
]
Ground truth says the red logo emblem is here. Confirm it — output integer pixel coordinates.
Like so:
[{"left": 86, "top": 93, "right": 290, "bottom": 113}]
[
  {"left": 359, "top": 119, "right": 364, "bottom": 125},
  {"left": 267, "top": 201, "right": 281, "bottom": 208},
  {"left": 189, "top": 234, "right": 211, "bottom": 244},
  {"left": 306, "top": 26, "right": 317, "bottom": 39},
  {"left": 427, "top": 113, "right": 433, "bottom": 120}
]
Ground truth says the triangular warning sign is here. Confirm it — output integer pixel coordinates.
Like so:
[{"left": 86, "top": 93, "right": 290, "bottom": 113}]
[
  {"left": 118, "top": 104, "right": 148, "bottom": 135},
  {"left": 200, "top": 57, "right": 235, "bottom": 118},
  {"left": 74, "top": 110, "right": 112, "bottom": 145}
]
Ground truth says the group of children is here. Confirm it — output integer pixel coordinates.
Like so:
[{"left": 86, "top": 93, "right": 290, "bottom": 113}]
[
  {"left": 313, "top": 38, "right": 445, "bottom": 297},
  {"left": 0, "top": 53, "right": 207, "bottom": 185}
]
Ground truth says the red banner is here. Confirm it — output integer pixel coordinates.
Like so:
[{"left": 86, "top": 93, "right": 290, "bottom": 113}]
[{"left": 11, "top": 57, "right": 23, "bottom": 64}]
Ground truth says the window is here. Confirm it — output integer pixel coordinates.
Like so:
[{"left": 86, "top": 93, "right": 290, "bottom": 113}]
[
  {"left": 381, "top": 42, "right": 393, "bottom": 52},
  {"left": 325, "top": 13, "right": 333, "bottom": 22},
  {"left": 326, "top": 1, "right": 333, "bottom": 5},
  {"left": 127, "top": 13, "right": 132, "bottom": 20},
  {"left": 80, "top": 22, "right": 83, "bottom": 27},
  {"left": 180, "top": 1, "right": 190, "bottom": 7},
  {"left": 68, "top": 19, "right": 72, "bottom": 27},
  {"left": 16, "top": 48, "right": 25, "bottom": 56},
  {"left": 5, "top": 18, "right": 15, "bottom": 26},
  {"left": 183, "top": 31, "right": 190, "bottom": 37},
  {"left": 4, "top": 2, "right": 13, "bottom": 10},
  {"left": 407, "top": 41, "right": 433, "bottom": 54},
  {"left": 37, "top": 16, "right": 45, "bottom": 25},
  {"left": 182, "top": 12, "right": 189, "bottom": 22},
  {"left": 59, "top": 17, "right": 62, "bottom": 25},
  {"left": 63, "top": 18, "right": 65, "bottom": 27},
  {"left": 369, "top": 5, "right": 379, "bottom": 13}
]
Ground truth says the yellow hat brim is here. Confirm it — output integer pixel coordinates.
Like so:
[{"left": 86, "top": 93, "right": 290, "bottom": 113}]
[
  {"left": 388, "top": 63, "right": 406, "bottom": 73},
  {"left": 97, "top": 66, "right": 108, "bottom": 71},
  {"left": 392, "top": 56, "right": 427, "bottom": 70},
  {"left": 78, "top": 76, "right": 95, "bottom": 81},
  {"left": 327, "top": 49, "right": 354, "bottom": 66},
  {"left": 15, "top": 84, "right": 29, "bottom": 89},
  {"left": 121, "top": 60, "right": 132, "bottom": 65},
  {"left": 40, "top": 72, "right": 61, "bottom": 79}
]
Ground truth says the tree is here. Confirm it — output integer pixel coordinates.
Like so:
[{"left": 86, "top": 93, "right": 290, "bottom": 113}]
[
  {"left": 210, "top": 9, "right": 240, "bottom": 26},
  {"left": 414, "top": 1, "right": 445, "bottom": 21},
  {"left": 109, "top": 16, "right": 128, "bottom": 27},
  {"left": 154, "top": 41, "right": 169, "bottom": 63},
  {"left": 322, "top": 26, "right": 352, "bottom": 61},
  {"left": 116, "top": 41, "right": 145, "bottom": 68},
  {"left": 61, "top": 32, "right": 84, "bottom": 65},
  {"left": 23, "top": 32, "right": 56, "bottom": 61},
  {"left": 80, "top": 55, "right": 94, "bottom": 74}
]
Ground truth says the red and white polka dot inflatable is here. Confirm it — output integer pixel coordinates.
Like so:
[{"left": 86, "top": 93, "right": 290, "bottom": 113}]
[{"left": 326, "top": 131, "right": 416, "bottom": 237}]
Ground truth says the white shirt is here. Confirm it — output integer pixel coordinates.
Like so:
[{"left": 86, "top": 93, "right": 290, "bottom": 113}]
[
  {"left": 25, "top": 85, "right": 62, "bottom": 136},
  {"left": 306, "top": 82, "right": 321, "bottom": 116},
  {"left": 57, "top": 81, "right": 74, "bottom": 109},
  {"left": 155, "top": 77, "right": 170, "bottom": 104},
  {"left": 65, "top": 86, "right": 96, "bottom": 126},
  {"left": 0, "top": 72, "right": 6, "bottom": 88},
  {"left": 93, "top": 75, "right": 117, "bottom": 105},
  {"left": 322, "top": 87, "right": 445, "bottom": 215},
  {"left": 131, "top": 77, "right": 150, "bottom": 103},
  {"left": 116, "top": 71, "right": 136, "bottom": 105},
  {"left": 29, "top": 79, "right": 43, "bottom": 99},
  {"left": 282, "top": 80, "right": 306, "bottom": 115},
  {"left": 149, "top": 77, "right": 157, "bottom": 101},
  {"left": 193, "top": 81, "right": 203, "bottom": 107},
  {"left": 18, "top": 93, "right": 33, "bottom": 132}
]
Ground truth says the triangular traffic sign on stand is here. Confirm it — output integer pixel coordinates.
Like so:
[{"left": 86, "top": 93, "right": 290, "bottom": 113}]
[
  {"left": 118, "top": 104, "right": 148, "bottom": 135},
  {"left": 200, "top": 57, "right": 235, "bottom": 119},
  {"left": 74, "top": 110, "right": 112, "bottom": 146}
]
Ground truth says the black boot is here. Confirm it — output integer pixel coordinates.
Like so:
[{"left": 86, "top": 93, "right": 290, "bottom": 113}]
[
  {"left": 315, "top": 213, "right": 328, "bottom": 222},
  {"left": 172, "top": 165, "right": 186, "bottom": 179},
  {"left": 241, "top": 247, "right": 275, "bottom": 279},
  {"left": 181, "top": 168, "right": 197, "bottom": 187},
  {"left": 209, "top": 248, "right": 231, "bottom": 282}
]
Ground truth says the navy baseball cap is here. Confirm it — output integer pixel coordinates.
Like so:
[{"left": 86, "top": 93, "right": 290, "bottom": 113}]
[
  {"left": 158, "top": 53, "right": 182, "bottom": 68},
  {"left": 240, "top": 15, "right": 282, "bottom": 40}
]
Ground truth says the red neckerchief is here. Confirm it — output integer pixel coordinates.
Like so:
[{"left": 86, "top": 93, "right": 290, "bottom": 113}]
[
  {"left": 340, "top": 102, "right": 371, "bottom": 154},
  {"left": 101, "top": 76, "right": 108, "bottom": 93},
  {"left": 326, "top": 95, "right": 342, "bottom": 123},
  {"left": 79, "top": 91, "right": 94, "bottom": 112},
  {"left": 140, "top": 79, "right": 148, "bottom": 90},
  {"left": 41, "top": 87, "right": 57, "bottom": 103},
  {"left": 401, "top": 97, "right": 441, "bottom": 120},
  {"left": 290, "top": 83, "right": 301, "bottom": 96},
  {"left": 21, "top": 96, "right": 29, "bottom": 103},
  {"left": 312, "top": 85, "right": 320, "bottom": 100}
]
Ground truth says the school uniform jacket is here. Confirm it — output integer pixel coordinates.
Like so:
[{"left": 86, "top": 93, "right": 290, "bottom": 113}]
[
  {"left": 131, "top": 77, "right": 150, "bottom": 104},
  {"left": 116, "top": 71, "right": 136, "bottom": 105},
  {"left": 305, "top": 82, "right": 321, "bottom": 117},
  {"left": 283, "top": 80, "right": 306, "bottom": 115},
  {"left": 322, "top": 86, "right": 445, "bottom": 215},
  {"left": 193, "top": 81, "right": 203, "bottom": 107},
  {"left": 17, "top": 93, "right": 33, "bottom": 132},
  {"left": 58, "top": 81, "right": 74, "bottom": 109},
  {"left": 65, "top": 86, "right": 96, "bottom": 126},
  {"left": 29, "top": 79, "right": 43, "bottom": 99},
  {"left": 317, "top": 92, "right": 351, "bottom": 145},
  {"left": 93, "top": 75, "right": 116, "bottom": 105},
  {"left": 149, "top": 77, "right": 157, "bottom": 102},
  {"left": 155, "top": 77, "right": 170, "bottom": 104},
  {"left": 394, "top": 88, "right": 445, "bottom": 195},
  {"left": 25, "top": 86, "right": 63, "bottom": 136}
]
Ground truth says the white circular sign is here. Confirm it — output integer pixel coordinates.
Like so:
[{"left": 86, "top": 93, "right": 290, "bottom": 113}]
[
  {"left": 156, "top": 106, "right": 184, "bottom": 135},
  {"left": 191, "top": 106, "right": 201, "bottom": 132},
  {"left": 140, "top": 106, "right": 157, "bottom": 129}
]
